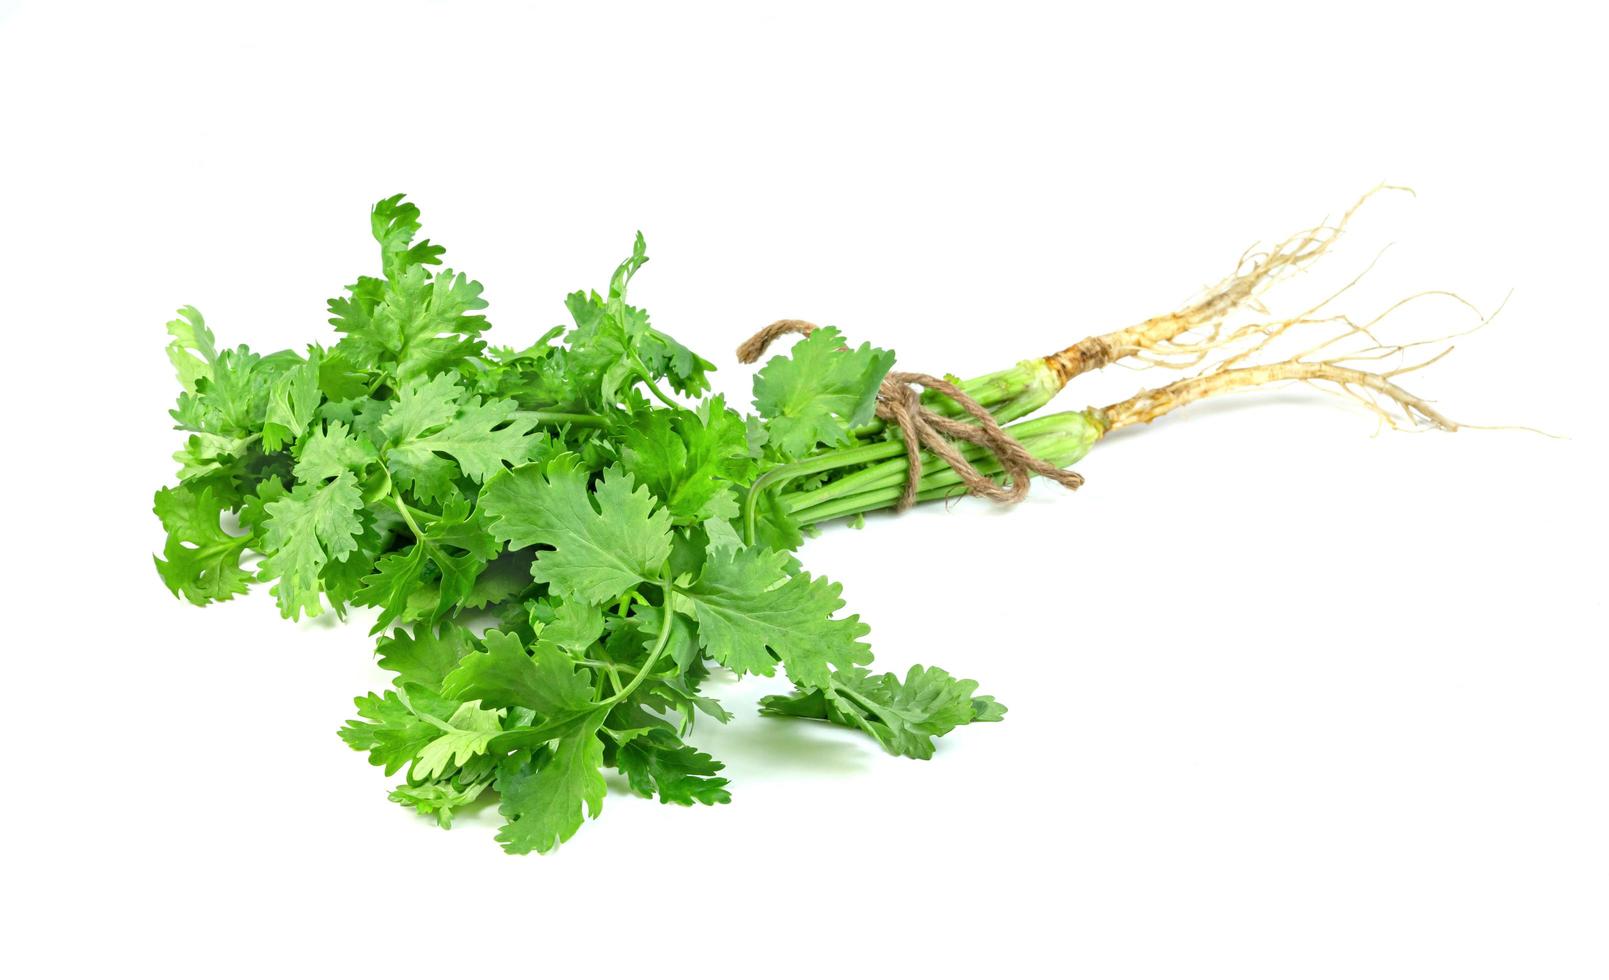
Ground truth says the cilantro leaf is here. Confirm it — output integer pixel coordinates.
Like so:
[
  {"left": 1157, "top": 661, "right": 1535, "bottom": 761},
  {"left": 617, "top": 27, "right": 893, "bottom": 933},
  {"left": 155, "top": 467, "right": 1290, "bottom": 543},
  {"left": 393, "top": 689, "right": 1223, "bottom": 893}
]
[
  {"left": 494, "top": 709, "right": 609, "bottom": 855},
  {"left": 371, "top": 193, "right": 446, "bottom": 279},
  {"left": 375, "top": 623, "right": 474, "bottom": 690},
  {"left": 356, "top": 494, "right": 498, "bottom": 632},
  {"left": 682, "top": 543, "right": 871, "bottom": 687},
  {"left": 760, "top": 665, "right": 1005, "bottom": 760},
  {"left": 259, "top": 472, "right": 365, "bottom": 619},
  {"left": 261, "top": 348, "right": 323, "bottom": 452},
  {"left": 622, "top": 395, "right": 757, "bottom": 525},
  {"left": 751, "top": 326, "right": 894, "bottom": 458},
  {"left": 559, "top": 235, "right": 713, "bottom": 404},
  {"left": 392, "top": 392, "right": 537, "bottom": 485},
  {"left": 152, "top": 484, "right": 252, "bottom": 605},
  {"left": 329, "top": 195, "right": 486, "bottom": 379},
  {"left": 413, "top": 700, "right": 504, "bottom": 780},
  {"left": 164, "top": 305, "right": 218, "bottom": 393},
  {"left": 440, "top": 631, "right": 594, "bottom": 717},
  {"left": 388, "top": 778, "right": 490, "bottom": 829},
  {"left": 536, "top": 599, "right": 607, "bottom": 653},
  {"left": 294, "top": 419, "right": 372, "bottom": 483},
  {"left": 481, "top": 457, "right": 673, "bottom": 604},
  {"left": 615, "top": 729, "right": 731, "bottom": 806},
  {"left": 339, "top": 690, "right": 443, "bottom": 776}
]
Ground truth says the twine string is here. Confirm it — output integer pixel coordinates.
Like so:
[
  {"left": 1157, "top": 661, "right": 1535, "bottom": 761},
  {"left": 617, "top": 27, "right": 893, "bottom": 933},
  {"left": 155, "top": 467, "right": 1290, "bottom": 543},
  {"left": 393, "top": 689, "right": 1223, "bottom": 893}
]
[{"left": 737, "top": 319, "right": 1084, "bottom": 511}]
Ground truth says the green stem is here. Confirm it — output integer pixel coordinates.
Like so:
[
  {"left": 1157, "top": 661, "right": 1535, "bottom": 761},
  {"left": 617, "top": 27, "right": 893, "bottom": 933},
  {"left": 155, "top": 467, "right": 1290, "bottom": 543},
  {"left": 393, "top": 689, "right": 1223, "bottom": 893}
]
[
  {"left": 833, "top": 679, "right": 888, "bottom": 718},
  {"left": 384, "top": 468, "right": 443, "bottom": 528},
  {"left": 845, "top": 359, "right": 1061, "bottom": 439},
  {"left": 740, "top": 360, "right": 1068, "bottom": 541},
  {"left": 577, "top": 657, "right": 639, "bottom": 674},
  {"left": 390, "top": 484, "right": 427, "bottom": 539},
  {"left": 602, "top": 582, "right": 677, "bottom": 706},
  {"left": 405, "top": 501, "right": 442, "bottom": 522},
  {"left": 789, "top": 413, "right": 1101, "bottom": 525},
  {"left": 742, "top": 439, "right": 913, "bottom": 544},
  {"left": 629, "top": 353, "right": 684, "bottom": 411},
  {"left": 779, "top": 413, "right": 1082, "bottom": 514}
]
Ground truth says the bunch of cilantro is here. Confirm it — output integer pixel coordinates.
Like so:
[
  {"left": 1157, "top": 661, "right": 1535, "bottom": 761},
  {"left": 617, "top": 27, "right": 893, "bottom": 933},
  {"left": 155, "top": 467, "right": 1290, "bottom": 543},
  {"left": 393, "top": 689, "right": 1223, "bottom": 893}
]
[{"left": 153, "top": 196, "right": 1002, "bottom": 853}]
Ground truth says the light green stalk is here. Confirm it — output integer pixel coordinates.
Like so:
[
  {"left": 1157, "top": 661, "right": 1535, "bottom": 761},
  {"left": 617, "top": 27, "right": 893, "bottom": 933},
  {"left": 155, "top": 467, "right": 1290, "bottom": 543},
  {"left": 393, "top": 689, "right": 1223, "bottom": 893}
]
[{"left": 787, "top": 411, "right": 1103, "bottom": 525}]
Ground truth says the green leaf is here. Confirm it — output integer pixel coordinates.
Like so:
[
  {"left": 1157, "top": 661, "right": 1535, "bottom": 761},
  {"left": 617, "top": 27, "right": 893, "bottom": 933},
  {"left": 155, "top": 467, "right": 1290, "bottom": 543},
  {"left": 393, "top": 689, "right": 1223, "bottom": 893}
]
[
  {"left": 329, "top": 197, "right": 486, "bottom": 379},
  {"left": 377, "top": 373, "right": 463, "bottom": 501},
  {"left": 622, "top": 395, "right": 757, "bottom": 525},
  {"left": 261, "top": 348, "right": 323, "bottom": 452},
  {"left": 356, "top": 495, "right": 498, "bottom": 632},
  {"left": 171, "top": 432, "right": 254, "bottom": 482},
  {"left": 375, "top": 623, "right": 473, "bottom": 690},
  {"left": 390, "top": 391, "right": 537, "bottom": 485},
  {"left": 538, "top": 599, "right": 607, "bottom": 653},
  {"left": 339, "top": 690, "right": 442, "bottom": 776},
  {"left": 403, "top": 552, "right": 530, "bottom": 623},
  {"left": 152, "top": 483, "right": 252, "bottom": 605},
  {"left": 371, "top": 193, "right": 446, "bottom": 279},
  {"left": 628, "top": 605, "right": 701, "bottom": 674},
  {"left": 494, "top": 709, "right": 609, "bottom": 855},
  {"left": 441, "top": 631, "right": 594, "bottom": 716},
  {"left": 388, "top": 778, "right": 489, "bottom": 829},
  {"left": 293, "top": 419, "right": 373, "bottom": 483},
  {"left": 751, "top": 326, "right": 894, "bottom": 458},
  {"left": 759, "top": 664, "right": 1004, "bottom": 760},
  {"left": 389, "top": 267, "right": 490, "bottom": 380},
  {"left": 683, "top": 543, "right": 871, "bottom": 687},
  {"left": 259, "top": 472, "right": 365, "bottom": 619},
  {"left": 481, "top": 457, "right": 673, "bottom": 604},
  {"left": 165, "top": 305, "right": 217, "bottom": 393},
  {"left": 616, "top": 729, "right": 731, "bottom": 806},
  {"left": 238, "top": 476, "right": 289, "bottom": 544},
  {"left": 356, "top": 547, "right": 431, "bottom": 631},
  {"left": 174, "top": 343, "right": 300, "bottom": 438},
  {"left": 413, "top": 700, "right": 504, "bottom": 780}
]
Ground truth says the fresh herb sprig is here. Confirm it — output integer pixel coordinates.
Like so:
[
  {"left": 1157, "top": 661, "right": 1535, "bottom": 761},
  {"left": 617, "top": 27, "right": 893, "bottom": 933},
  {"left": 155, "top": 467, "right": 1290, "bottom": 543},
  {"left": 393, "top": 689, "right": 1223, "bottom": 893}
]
[{"left": 154, "top": 196, "right": 1005, "bottom": 852}]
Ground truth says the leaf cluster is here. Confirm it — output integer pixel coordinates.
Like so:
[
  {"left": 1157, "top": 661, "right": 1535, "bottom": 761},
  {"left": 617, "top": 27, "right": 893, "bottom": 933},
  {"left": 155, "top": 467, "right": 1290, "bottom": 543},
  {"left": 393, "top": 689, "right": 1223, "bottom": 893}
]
[{"left": 153, "top": 197, "right": 1002, "bottom": 852}]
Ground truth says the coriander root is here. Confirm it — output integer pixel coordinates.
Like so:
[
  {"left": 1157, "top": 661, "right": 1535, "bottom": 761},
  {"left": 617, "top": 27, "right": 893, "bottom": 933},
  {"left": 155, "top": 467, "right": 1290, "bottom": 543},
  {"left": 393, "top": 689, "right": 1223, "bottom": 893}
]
[
  {"left": 1094, "top": 360, "right": 1457, "bottom": 433},
  {"left": 1043, "top": 184, "right": 1407, "bottom": 383}
]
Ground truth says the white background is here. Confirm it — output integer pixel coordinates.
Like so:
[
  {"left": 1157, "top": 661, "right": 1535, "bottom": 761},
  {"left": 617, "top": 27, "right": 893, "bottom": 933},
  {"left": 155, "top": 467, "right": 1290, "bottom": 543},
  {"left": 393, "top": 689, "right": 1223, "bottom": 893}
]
[{"left": 3, "top": 2, "right": 1604, "bottom": 976}]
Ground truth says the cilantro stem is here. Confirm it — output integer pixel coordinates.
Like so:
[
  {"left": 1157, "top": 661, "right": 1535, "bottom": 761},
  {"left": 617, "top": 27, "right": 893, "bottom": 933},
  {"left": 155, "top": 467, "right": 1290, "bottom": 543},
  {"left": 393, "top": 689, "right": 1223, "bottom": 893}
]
[
  {"left": 779, "top": 413, "right": 1091, "bottom": 514},
  {"left": 602, "top": 583, "right": 677, "bottom": 706},
  {"left": 637, "top": 371, "right": 682, "bottom": 411},
  {"left": 379, "top": 461, "right": 444, "bottom": 526},
  {"left": 787, "top": 423, "right": 1095, "bottom": 524},
  {"left": 390, "top": 484, "right": 427, "bottom": 539},
  {"left": 577, "top": 657, "right": 637, "bottom": 674},
  {"left": 619, "top": 347, "right": 686, "bottom": 411},
  {"left": 405, "top": 501, "right": 443, "bottom": 522},
  {"left": 831, "top": 680, "right": 886, "bottom": 717},
  {"left": 741, "top": 439, "right": 908, "bottom": 544}
]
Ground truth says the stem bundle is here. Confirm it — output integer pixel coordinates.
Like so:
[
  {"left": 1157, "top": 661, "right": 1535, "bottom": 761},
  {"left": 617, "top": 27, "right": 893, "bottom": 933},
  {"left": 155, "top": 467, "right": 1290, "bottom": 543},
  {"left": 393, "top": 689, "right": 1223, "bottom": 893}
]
[{"left": 753, "top": 186, "right": 1480, "bottom": 528}]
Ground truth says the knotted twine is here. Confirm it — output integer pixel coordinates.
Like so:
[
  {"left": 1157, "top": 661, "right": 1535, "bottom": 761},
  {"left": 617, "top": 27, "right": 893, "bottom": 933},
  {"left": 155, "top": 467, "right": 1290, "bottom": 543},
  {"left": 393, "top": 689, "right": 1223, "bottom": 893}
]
[{"left": 737, "top": 320, "right": 1085, "bottom": 511}]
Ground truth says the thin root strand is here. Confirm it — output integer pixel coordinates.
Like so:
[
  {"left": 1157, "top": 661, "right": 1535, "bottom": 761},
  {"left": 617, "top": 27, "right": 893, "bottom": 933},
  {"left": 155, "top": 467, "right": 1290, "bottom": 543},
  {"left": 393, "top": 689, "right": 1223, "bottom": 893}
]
[
  {"left": 1094, "top": 360, "right": 1459, "bottom": 434},
  {"left": 1044, "top": 184, "right": 1408, "bottom": 384}
]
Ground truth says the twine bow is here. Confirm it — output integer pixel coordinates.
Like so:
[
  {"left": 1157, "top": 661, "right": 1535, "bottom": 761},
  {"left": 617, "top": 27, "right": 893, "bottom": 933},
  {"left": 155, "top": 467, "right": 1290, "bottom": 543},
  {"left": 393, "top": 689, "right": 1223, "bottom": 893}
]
[{"left": 737, "top": 320, "right": 1084, "bottom": 511}]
